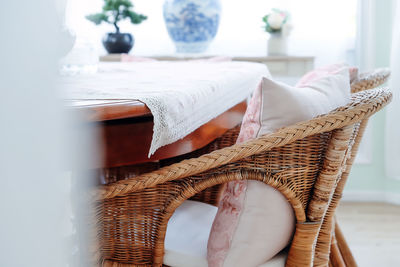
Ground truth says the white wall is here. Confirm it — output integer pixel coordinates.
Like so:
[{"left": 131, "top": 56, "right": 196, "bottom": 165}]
[{"left": 66, "top": 0, "right": 357, "bottom": 66}]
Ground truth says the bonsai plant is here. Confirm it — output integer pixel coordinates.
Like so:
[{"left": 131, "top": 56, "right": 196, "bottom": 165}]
[{"left": 86, "top": 0, "right": 147, "bottom": 54}]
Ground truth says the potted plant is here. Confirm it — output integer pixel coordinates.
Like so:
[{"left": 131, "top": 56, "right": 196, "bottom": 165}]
[
  {"left": 86, "top": 0, "right": 147, "bottom": 54},
  {"left": 262, "top": 9, "right": 292, "bottom": 55}
]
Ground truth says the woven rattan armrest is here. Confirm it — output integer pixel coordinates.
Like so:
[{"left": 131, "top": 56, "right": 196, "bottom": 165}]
[{"left": 95, "top": 88, "right": 392, "bottom": 201}]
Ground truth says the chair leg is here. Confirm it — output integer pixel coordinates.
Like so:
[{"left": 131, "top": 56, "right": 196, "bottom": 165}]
[
  {"left": 330, "top": 234, "right": 346, "bottom": 267},
  {"left": 335, "top": 221, "right": 358, "bottom": 267}
]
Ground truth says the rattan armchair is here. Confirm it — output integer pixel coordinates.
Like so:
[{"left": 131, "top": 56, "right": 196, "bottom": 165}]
[{"left": 94, "top": 69, "right": 391, "bottom": 267}]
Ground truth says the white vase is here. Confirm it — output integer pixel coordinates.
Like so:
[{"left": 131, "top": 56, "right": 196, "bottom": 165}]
[
  {"left": 163, "top": 0, "right": 222, "bottom": 53},
  {"left": 267, "top": 33, "right": 288, "bottom": 56}
]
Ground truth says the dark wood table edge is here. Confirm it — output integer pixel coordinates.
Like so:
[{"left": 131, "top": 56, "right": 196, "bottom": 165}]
[
  {"left": 68, "top": 99, "right": 151, "bottom": 121},
  {"left": 100, "top": 101, "right": 247, "bottom": 168}
]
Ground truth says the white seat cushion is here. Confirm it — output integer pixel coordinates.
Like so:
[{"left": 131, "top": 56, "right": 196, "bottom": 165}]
[
  {"left": 164, "top": 200, "right": 218, "bottom": 267},
  {"left": 164, "top": 200, "right": 287, "bottom": 267},
  {"left": 258, "top": 252, "right": 288, "bottom": 267}
]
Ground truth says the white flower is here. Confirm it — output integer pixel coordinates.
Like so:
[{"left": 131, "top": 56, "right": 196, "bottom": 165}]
[{"left": 268, "top": 12, "right": 285, "bottom": 30}]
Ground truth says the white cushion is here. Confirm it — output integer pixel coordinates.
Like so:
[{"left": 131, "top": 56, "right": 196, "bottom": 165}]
[
  {"left": 258, "top": 251, "right": 288, "bottom": 267},
  {"left": 207, "top": 66, "right": 351, "bottom": 267},
  {"left": 164, "top": 200, "right": 218, "bottom": 267},
  {"left": 164, "top": 200, "right": 287, "bottom": 267},
  {"left": 222, "top": 182, "right": 295, "bottom": 267},
  {"left": 259, "top": 67, "right": 351, "bottom": 135}
]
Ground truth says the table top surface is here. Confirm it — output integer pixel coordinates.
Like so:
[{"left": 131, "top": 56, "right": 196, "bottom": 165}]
[
  {"left": 63, "top": 61, "right": 261, "bottom": 166},
  {"left": 63, "top": 61, "right": 266, "bottom": 124},
  {"left": 67, "top": 99, "right": 151, "bottom": 121}
]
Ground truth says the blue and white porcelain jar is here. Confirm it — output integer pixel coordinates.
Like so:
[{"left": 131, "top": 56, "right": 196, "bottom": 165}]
[{"left": 163, "top": 0, "right": 221, "bottom": 53}]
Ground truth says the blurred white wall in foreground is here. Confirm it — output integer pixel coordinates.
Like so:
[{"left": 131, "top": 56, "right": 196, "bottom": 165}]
[{"left": 0, "top": 0, "right": 96, "bottom": 266}]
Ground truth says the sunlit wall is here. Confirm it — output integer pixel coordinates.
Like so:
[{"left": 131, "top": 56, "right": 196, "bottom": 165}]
[{"left": 66, "top": 0, "right": 357, "bottom": 66}]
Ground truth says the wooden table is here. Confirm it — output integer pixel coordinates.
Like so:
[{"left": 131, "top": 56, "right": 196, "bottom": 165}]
[{"left": 69, "top": 99, "right": 246, "bottom": 169}]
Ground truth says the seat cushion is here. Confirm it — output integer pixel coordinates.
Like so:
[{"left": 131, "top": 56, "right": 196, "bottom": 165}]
[
  {"left": 207, "top": 64, "right": 352, "bottom": 267},
  {"left": 164, "top": 200, "right": 218, "bottom": 267},
  {"left": 164, "top": 200, "right": 287, "bottom": 267}
]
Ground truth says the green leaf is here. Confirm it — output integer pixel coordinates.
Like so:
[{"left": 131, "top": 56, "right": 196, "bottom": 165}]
[
  {"left": 123, "top": 10, "right": 147, "bottom": 24},
  {"left": 86, "top": 13, "right": 109, "bottom": 25},
  {"left": 88, "top": 0, "right": 147, "bottom": 29},
  {"left": 103, "top": 0, "right": 133, "bottom": 12}
]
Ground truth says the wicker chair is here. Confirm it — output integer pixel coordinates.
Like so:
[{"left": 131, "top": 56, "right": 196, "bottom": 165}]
[{"left": 94, "top": 69, "right": 391, "bottom": 267}]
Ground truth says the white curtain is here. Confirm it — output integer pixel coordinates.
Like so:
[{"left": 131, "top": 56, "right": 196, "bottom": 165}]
[{"left": 385, "top": 1, "right": 400, "bottom": 180}]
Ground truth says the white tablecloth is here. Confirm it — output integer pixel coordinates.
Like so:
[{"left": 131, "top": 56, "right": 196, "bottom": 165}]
[{"left": 61, "top": 61, "right": 270, "bottom": 156}]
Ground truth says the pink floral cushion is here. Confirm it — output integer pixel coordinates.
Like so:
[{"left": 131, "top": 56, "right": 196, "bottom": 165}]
[
  {"left": 208, "top": 64, "right": 352, "bottom": 267},
  {"left": 207, "top": 81, "right": 295, "bottom": 267},
  {"left": 207, "top": 82, "right": 262, "bottom": 265},
  {"left": 236, "top": 81, "right": 263, "bottom": 143}
]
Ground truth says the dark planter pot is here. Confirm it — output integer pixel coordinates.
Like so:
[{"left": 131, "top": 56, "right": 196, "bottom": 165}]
[{"left": 102, "top": 33, "right": 134, "bottom": 54}]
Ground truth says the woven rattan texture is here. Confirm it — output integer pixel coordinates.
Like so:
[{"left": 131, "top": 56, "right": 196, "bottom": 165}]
[
  {"left": 312, "top": 68, "right": 390, "bottom": 267},
  {"left": 97, "top": 89, "right": 391, "bottom": 201},
  {"left": 96, "top": 69, "right": 391, "bottom": 267},
  {"left": 351, "top": 68, "right": 390, "bottom": 93}
]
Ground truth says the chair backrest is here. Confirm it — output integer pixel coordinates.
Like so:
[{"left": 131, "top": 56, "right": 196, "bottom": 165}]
[
  {"left": 310, "top": 68, "right": 391, "bottom": 266},
  {"left": 351, "top": 68, "right": 390, "bottom": 93}
]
